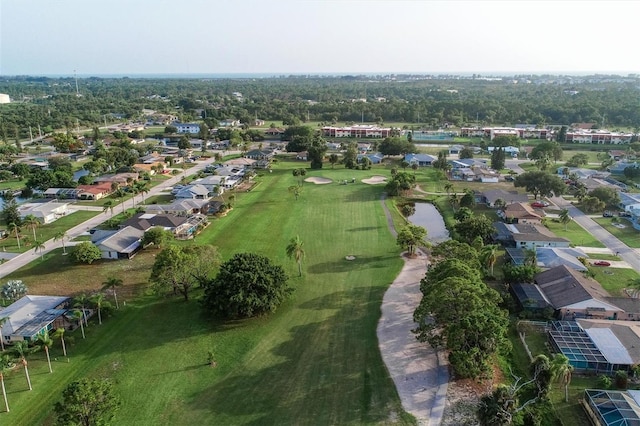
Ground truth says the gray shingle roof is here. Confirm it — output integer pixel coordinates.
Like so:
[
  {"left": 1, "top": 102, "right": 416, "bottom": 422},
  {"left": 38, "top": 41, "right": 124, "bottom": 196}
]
[{"left": 535, "top": 265, "right": 611, "bottom": 309}]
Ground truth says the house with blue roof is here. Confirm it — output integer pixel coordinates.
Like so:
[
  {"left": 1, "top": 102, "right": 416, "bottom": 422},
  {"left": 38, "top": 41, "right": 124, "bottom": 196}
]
[
  {"left": 404, "top": 153, "right": 436, "bottom": 166},
  {"left": 357, "top": 152, "right": 384, "bottom": 164}
]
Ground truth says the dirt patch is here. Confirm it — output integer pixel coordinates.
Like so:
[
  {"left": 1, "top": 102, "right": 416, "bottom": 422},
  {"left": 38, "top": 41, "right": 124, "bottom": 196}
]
[
  {"left": 304, "top": 177, "right": 332, "bottom": 184},
  {"left": 362, "top": 175, "right": 387, "bottom": 185}
]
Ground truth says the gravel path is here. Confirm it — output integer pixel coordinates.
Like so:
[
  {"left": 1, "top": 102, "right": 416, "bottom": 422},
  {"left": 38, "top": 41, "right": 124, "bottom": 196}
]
[{"left": 377, "top": 194, "right": 449, "bottom": 425}]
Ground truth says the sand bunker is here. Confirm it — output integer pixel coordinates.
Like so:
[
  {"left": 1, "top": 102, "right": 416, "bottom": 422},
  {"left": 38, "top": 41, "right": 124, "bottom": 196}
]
[
  {"left": 304, "top": 177, "right": 332, "bottom": 184},
  {"left": 345, "top": 255, "right": 356, "bottom": 261},
  {"left": 362, "top": 176, "right": 387, "bottom": 185}
]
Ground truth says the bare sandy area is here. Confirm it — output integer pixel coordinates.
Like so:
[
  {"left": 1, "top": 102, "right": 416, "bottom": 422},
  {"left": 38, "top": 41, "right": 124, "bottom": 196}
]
[
  {"left": 377, "top": 250, "right": 449, "bottom": 425},
  {"left": 304, "top": 177, "right": 332, "bottom": 184},
  {"left": 362, "top": 175, "right": 387, "bottom": 185}
]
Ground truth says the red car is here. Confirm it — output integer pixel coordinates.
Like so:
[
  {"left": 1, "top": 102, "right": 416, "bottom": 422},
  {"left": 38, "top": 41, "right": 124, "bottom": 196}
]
[{"left": 593, "top": 261, "right": 611, "bottom": 267}]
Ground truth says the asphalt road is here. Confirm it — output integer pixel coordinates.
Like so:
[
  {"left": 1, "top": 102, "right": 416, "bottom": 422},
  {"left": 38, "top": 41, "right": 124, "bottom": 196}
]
[{"left": 0, "top": 156, "right": 219, "bottom": 279}]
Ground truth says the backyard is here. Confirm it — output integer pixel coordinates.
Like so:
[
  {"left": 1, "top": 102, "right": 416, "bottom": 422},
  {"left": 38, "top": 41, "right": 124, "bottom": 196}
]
[{"left": 0, "top": 162, "right": 415, "bottom": 425}]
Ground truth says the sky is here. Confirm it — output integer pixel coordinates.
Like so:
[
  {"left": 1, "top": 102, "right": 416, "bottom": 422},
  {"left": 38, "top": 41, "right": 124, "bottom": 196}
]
[{"left": 1, "top": 0, "right": 639, "bottom": 76}]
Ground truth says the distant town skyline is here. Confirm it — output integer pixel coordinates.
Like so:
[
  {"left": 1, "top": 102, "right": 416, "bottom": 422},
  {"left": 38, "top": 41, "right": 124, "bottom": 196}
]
[{"left": 2, "top": 0, "right": 639, "bottom": 76}]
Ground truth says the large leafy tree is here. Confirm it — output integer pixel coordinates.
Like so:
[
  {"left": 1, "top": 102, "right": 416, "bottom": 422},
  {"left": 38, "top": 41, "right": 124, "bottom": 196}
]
[
  {"left": 150, "top": 244, "right": 220, "bottom": 301},
  {"left": 513, "top": 171, "right": 566, "bottom": 199},
  {"left": 71, "top": 242, "right": 102, "bottom": 265},
  {"left": 490, "top": 146, "right": 506, "bottom": 170},
  {"left": 385, "top": 171, "right": 416, "bottom": 196},
  {"left": 414, "top": 271, "right": 508, "bottom": 379},
  {"left": 396, "top": 224, "right": 427, "bottom": 257},
  {"left": 54, "top": 378, "right": 120, "bottom": 426},
  {"left": 588, "top": 187, "right": 620, "bottom": 208},
  {"left": 202, "top": 252, "right": 292, "bottom": 319},
  {"left": 530, "top": 141, "right": 563, "bottom": 162},
  {"left": 1, "top": 196, "right": 21, "bottom": 226},
  {"left": 141, "top": 227, "right": 173, "bottom": 248},
  {"left": 453, "top": 214, "right": 495, "bottom": 245},
  {"left": 307, "top": 134, "right": 328, "bottom": 169}
]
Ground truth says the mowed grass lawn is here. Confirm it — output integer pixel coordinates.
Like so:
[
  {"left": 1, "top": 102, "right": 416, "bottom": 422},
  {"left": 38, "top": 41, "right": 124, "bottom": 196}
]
[
  {"left": 3, "top": 163, "right": 415, "bottom": 425},
  {"left": 544, "top": 219, "right": 606, "bottom": 248},
  {"left": 593, "top": 217, "right": 640, "bottom": 248}
]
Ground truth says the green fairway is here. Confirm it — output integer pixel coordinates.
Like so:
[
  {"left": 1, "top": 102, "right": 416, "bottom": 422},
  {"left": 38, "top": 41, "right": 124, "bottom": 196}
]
[{"left": 2, "top": 163, "right": 415, "bottom": 425}]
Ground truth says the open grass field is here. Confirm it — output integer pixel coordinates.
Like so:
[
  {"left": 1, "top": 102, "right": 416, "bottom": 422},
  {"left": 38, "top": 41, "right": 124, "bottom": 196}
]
[
  {"left": 593, "top": 218, "right": 640, "bottom": 248},
  {"left": 1, "top": 162, "right": 415, "bottom": 425}
]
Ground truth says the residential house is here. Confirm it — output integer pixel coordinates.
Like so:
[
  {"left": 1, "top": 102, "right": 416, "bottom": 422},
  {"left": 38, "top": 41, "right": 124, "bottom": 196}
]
[
  {"left": 264, "top": 127, "right": 285, "bottom": 137},
  {"left": 505, "top": 247, "right": 587, "bottom": 271},
  {"left": 174, "top": 122, "right": 201, "bottom": 134},
  {"left": 609, "top": 161, "right": 639, "bottom": 175},
  {"left": 219, "top": 119, "right": 240, "bottom": 127},
  {"left": 18, "top": 201, "right": 69, "bottom": 224},
  {"left": 77, "top": 182, "right": 113, "bottom": 200},
  {"left": 477, "top": 189, "right": 529, "bottom": 208},
  {"left": 500, "top": 202, "right": 545, "bottom": 224},
  {"left": 95, "top": 173, "right": 139, "bottom": 186},
  {"left": 224, "top": 158, "right": 257, "bottom": 168},
  {"left": 448, "top": 145, "right": 464, "bottom": 155},
  {"left": 511, "top": 265, "right": 622, "bottom": 320},
  {"left": 296, "top": 151, "right": 308, "bottom": 161},
  {"left": 357, "top": 152, "right": 384, "bottom": 164},
  {"left": 193, "top": 175, "right": 227, "bottom": 193},
  {"left": 450, "top": 158, "right": 488, "bottom": 169},
  {"left": 91, "top": 226, "right": 144, "bottom": 259},
  {"left": 488, "top": 146, "right": 520, "bottom": 157},
  {"left": 244, "top": 150, "right": 274, "bottom": 161},
  {"left": 0, "top": 295, "right": 71, "bottom": 344},
  {"left": 119, "top": 212, "right": 201, "bottom": 240},
  {"left": 174, "top": 184, "right": 210, "bottom": 199},
  {"left": 145, "top": 199, "right": 210, "bottom": 217},
  {"left": 404, "top": 153, "right": 436, "bottom": 167},
  {"left": 493, "top": 222, "right": 570, "bottom": 249},
  {"left": 43, "top": 188, "right": 83, "bottom": 199}
]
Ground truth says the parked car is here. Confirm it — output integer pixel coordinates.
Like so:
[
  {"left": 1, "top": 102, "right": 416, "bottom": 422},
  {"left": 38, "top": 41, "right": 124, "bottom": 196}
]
[{"left": 592, "top": 261, "right": 611, "bottom": 267}]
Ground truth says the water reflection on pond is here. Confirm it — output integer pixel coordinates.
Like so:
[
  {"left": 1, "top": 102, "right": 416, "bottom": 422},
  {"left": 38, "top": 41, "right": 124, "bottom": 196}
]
[{"left": 407, "top": 203, "right": 449, "bottom": 244}]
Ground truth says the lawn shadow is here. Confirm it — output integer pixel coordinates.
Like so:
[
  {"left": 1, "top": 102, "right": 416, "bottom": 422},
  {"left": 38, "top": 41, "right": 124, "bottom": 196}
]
[
  {"left": 347, "top": 226, "right": 380, "bottom": 232},
  {"left": 187, "top": 286, "right": 404, "bottom": 425},
  {"left": 308, "top": 254, "right": 397, "bottom": 274}
]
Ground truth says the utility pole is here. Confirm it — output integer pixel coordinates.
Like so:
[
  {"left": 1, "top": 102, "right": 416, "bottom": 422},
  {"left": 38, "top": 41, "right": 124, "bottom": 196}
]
[{"left": 74, "top": 70, "right": 79, "bottom": 96}]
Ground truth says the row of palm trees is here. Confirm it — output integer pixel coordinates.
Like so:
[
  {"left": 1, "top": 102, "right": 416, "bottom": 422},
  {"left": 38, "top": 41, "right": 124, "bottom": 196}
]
[
  {"left": 102, "top": 181, "right": 151, "bottom": 217},
  {"left": 4, "top": 217, "right": 68, "bottom": 256},
  {"left": 0, "top": 276, "right": 123, "bottom": 412}
]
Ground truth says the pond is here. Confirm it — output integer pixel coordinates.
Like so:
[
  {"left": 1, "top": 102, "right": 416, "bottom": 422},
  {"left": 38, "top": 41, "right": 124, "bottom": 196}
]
[{"left": 408, "top": 203, "right": 450, "bottom": 244}]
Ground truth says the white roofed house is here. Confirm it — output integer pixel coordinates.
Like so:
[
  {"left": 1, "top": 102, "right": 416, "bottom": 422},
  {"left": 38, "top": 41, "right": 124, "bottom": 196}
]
[
  {"left": 91, "top": 226, "right": 144, "bottom": 260},
  {"left": 174, "top": 184, "right": 211, "bottom": 199},
  {"left": 0, "top": 295, "right": 71, "bottom": 344},
  {"left": 18, "top": 200, "right": 70, "bottom": 224},
  {"left": 193, "top": 175, "right": 227, "bottom": 194}
]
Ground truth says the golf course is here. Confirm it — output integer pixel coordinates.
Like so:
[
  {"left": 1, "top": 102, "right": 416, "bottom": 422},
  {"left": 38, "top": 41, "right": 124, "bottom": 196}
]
[{"left": 2, "top": 160, "right": 419, "bottom": 425}]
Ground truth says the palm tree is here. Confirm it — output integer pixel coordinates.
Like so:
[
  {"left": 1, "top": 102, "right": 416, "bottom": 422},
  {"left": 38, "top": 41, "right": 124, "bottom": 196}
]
[
  {"left": 12, "top": 341, "right": 33, "bottom": 390},
  {"left": 228, "top": 194, "right": 236, "bottom": 208},
  {"left": 102, "top": 277, "right": 123, "bottom": 309},
  {"left": 54, "top": 231, "right": 68, "bottom": 255},
  {"left": 52, "top": 327, "right": 67, "bottom": 357},
  {"left": 8, "top": 222, "right": 20, "bottom": 249},
  {"left": 550, "top": 353, "right": 574, "bottom": 403},
  {"left": 286, "top": 235, "right": 305, "bottom": 277},
  {"left": 22, "top": 214, "right": 39, "bottom": 241},
  {"left": 71, "top": 310, "right": 85, "bottom": 339},
  {"left": 33, "top": 240, "right": 45, "bottom": 260},
  {"left": 444, "top": 182, "right": 453, "bottom": 196},
  {"left": 103, "top": 200, "right": 115, "bottom": 216},
  {"left": 0, "top": 317, "right": 6, "bottom": 352},
  {"left": 559, "top": 208, "right": 571, "bottom": 231},
  {"left": 90, "top": 293, "right": 105, "bottom": 325},
  {"left": 0, "top": 355, "right": 12, "bottom": 412},
  {"left": 36, "top": 330, "right": 54, "bottom": 373},
  {"left": 74, "top": 294, "right": 90, "bottom": 327},
  {"left": 524, "top": 248, "right": 538, "bottom": 268},
  {"left": 481, "top": 244, "right": 499, "bottom": 276}
]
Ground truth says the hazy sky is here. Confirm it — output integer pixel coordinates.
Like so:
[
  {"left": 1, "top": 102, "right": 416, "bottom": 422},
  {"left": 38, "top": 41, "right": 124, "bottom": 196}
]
[{"left": 2, "top": 0, "right": 639, "bottom": 76}]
